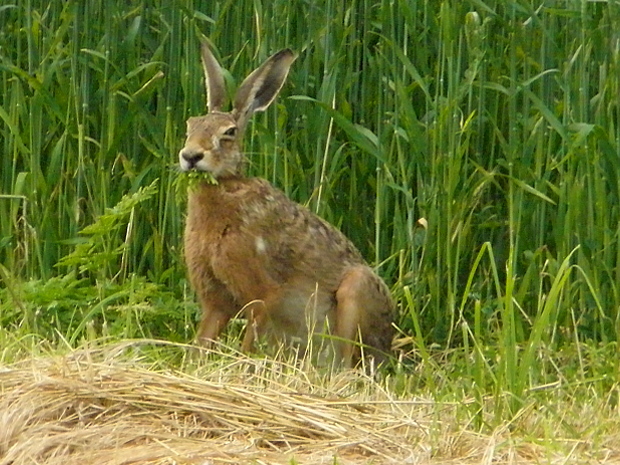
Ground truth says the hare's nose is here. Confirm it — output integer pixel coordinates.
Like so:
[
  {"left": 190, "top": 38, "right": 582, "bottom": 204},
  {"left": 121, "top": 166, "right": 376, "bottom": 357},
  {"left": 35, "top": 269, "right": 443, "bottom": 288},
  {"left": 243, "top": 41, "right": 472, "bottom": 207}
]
[{"left": 180, "top": 149, "right": 204, "bottom": 168}]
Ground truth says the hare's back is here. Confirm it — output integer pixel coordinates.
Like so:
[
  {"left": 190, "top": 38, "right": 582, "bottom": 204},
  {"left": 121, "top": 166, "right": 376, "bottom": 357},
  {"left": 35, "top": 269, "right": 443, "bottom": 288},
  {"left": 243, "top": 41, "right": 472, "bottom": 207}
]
[{"left": 240, "top": 178, "right": 365, "bottom": 283}]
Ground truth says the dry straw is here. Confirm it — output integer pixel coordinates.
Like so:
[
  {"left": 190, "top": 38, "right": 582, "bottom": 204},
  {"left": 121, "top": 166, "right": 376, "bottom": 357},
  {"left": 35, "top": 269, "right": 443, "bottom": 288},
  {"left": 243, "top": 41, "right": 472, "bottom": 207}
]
[{"left": 0, "top": 340, "right": 547, "bottom": 464}]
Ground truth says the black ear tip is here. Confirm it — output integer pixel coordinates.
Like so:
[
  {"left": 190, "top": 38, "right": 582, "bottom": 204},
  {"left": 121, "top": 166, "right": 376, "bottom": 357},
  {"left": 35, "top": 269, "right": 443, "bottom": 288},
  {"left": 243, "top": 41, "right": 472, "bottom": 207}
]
[
  {"left": 274, "top": 49, "right": 297, "bottom": 62},
  {"left": 201, "top": 40, "right": 214, "bottom": 56},
  {"left": 200, "top": 39, "right": 219, "bottom": 59}
]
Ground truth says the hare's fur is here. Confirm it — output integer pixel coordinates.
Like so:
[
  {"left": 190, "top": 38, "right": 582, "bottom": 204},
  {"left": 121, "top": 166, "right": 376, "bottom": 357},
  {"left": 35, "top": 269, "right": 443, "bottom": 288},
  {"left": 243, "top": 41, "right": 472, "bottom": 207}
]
[{"left": 180, "top": 42, "right": 394, "bottom": 366}]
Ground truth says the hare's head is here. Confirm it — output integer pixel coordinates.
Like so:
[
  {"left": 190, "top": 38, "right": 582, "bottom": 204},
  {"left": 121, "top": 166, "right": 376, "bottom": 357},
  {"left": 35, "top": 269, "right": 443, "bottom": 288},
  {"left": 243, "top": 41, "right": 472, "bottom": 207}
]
[{"left": 179, "top": 42, "right": 296, "bottom": 178}]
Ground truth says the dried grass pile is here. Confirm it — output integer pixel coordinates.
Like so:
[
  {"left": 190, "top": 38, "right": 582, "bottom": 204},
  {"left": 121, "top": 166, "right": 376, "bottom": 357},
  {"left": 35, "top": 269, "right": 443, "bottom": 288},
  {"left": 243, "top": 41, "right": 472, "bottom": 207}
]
[{"left": 0, "top": 341, "right": 541, "bottom": 464}]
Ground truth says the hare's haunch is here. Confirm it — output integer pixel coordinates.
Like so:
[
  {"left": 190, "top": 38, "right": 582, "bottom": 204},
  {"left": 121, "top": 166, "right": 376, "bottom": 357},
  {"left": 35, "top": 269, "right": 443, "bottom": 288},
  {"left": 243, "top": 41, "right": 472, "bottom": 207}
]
[{"left": 180, "top": 41, "right": 395, "bottom": 366}]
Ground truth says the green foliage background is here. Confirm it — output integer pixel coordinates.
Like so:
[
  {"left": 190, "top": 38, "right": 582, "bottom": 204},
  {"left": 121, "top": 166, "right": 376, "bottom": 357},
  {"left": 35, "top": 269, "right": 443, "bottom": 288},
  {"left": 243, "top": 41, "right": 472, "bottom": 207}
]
[{"left": 1, "top": 0, "right": 620, "bottom": 402}]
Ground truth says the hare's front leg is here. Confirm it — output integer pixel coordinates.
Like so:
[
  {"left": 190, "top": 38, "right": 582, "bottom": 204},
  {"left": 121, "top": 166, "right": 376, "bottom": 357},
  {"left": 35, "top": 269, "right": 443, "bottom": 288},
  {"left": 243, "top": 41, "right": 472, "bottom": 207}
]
[
  {"left": 194, "top": 281, "right": 238, "bottom": 347},
  {"left": 195, "top": 287, "right": 272, "bottom": 352},
  {"left": 240, "top": 300, "right": 268, "bottom": 352}
]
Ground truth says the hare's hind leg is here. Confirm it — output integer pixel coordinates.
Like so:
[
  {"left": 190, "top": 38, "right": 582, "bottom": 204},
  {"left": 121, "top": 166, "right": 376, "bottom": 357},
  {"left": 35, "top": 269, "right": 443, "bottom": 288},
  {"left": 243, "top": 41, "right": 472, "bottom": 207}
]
[{"left": 335, "top": 265, "right": 394, "bottom": 367}]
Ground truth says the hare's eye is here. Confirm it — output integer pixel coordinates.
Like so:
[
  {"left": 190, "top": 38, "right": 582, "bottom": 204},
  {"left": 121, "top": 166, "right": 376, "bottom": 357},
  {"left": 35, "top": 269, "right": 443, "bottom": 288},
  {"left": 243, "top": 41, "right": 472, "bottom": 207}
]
[{"left": 223, "top": 127, "right": 237, "bottom": 137}]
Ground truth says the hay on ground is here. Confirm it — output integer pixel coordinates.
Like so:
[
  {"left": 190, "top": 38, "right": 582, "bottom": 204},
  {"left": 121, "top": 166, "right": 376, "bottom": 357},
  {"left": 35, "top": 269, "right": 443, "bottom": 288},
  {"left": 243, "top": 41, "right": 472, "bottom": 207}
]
[{"left": 0, "top": 340, "right": 602, "bottom": 464}]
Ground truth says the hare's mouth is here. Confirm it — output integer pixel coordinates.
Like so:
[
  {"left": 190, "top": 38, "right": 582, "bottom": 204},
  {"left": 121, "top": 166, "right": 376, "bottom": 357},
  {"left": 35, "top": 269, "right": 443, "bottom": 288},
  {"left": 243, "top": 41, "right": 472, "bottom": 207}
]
[{"left": 179, "top": 148, "right": 208, "bottom": 171}]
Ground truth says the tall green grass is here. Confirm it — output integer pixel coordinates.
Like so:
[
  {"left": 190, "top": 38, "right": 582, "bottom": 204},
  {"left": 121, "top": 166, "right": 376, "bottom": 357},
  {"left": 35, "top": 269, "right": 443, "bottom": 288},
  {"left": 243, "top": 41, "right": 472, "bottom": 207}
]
[{"left": 1, "top": 0, "right": 620, "bottom": 419}]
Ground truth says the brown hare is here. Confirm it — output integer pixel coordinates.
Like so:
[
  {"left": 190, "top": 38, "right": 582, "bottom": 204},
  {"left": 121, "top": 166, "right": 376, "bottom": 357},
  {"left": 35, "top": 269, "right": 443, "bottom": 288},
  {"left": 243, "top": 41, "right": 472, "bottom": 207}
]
[{"left": 180, "top": 41, "right": 395, "bottom": 366}]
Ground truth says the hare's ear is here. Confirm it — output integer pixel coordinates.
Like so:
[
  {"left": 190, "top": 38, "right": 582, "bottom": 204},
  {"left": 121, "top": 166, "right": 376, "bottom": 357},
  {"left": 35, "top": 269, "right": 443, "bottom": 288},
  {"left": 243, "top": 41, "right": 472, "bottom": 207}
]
[
  {"left": 200, "top": 40, "right": 227, "bottom": 112},
  {"left": 233, "top": 49, "right": 296, "bottom": 130}
]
